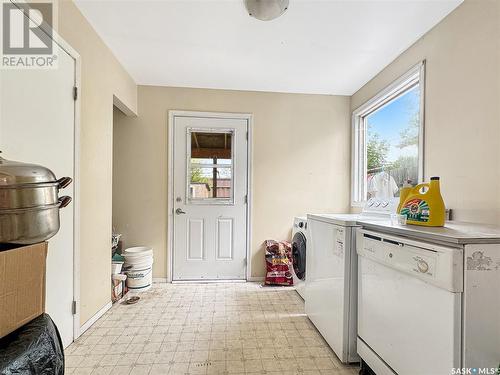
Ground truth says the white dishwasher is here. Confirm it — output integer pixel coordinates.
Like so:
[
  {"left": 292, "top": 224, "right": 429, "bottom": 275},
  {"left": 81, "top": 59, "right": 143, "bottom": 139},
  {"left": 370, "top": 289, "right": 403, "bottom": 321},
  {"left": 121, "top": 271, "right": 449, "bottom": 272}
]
[{"left": 356, "top": 224, "right": 500, "bottom": 375}]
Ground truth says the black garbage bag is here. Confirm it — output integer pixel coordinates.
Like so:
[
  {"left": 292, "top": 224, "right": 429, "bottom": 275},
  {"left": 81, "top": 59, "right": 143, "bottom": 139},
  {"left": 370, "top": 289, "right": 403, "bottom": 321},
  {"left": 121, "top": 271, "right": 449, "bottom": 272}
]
[{"left": 0, "top": 314, "right": 64, "bottom": 375}]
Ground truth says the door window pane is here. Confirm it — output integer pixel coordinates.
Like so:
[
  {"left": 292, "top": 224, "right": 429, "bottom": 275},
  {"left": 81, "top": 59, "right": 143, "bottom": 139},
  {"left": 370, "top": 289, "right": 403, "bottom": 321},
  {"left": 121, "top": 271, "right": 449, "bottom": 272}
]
[
  {"left": 188, "top": 130, "right": 233, "bottom": 203},
  {"left": 191, "top": 132, "right": 232, "bottom": 160},
  {"left": 189, "top": 167, "right": 232, "bottom": 199}
]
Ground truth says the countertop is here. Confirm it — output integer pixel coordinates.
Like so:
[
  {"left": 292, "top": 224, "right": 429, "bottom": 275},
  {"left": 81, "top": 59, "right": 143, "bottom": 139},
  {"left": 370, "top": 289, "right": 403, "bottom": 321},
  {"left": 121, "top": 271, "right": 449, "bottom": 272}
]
[{"left": 356, "top": 219, "right": 500, "bottom": 245}]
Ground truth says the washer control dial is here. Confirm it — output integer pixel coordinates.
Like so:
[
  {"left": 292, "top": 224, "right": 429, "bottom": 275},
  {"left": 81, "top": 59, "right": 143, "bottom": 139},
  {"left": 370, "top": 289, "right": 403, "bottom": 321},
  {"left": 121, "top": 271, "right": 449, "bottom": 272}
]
[{"left": 417, "top": 259, "right": 429, "bottom": 273}]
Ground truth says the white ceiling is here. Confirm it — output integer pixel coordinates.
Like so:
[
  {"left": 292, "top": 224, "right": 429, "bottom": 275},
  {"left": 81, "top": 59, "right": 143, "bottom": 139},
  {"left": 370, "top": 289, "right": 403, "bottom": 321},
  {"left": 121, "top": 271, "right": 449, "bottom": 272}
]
[{"left": 75, "top": 0, "right": 462, "bottom": 95}]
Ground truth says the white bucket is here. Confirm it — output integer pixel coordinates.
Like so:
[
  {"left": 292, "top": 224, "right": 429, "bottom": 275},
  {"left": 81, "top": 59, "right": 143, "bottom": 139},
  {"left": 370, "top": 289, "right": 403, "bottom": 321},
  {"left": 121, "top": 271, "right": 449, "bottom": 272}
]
[
  {"left": 124, "top": 246, "right": 153, "bottom": 258},
  {"left": 127, "top": 257, "right": 153, "bottom": 270},
  {"left": 111, "top": 261, "right": 123, "bottom": 275},
  {"left": 124, "top": 247, "right": 154, "bottom": 292},
  {"left": 126, "top": 266, "right": 153, "bottom": 291}
]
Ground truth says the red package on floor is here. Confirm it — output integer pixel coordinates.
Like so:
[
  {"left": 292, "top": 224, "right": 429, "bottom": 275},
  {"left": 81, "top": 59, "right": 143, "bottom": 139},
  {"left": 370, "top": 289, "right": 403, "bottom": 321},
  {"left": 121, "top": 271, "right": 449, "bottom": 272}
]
[{"left": 264, "top": 240, "right": 293, "bottom": 286}]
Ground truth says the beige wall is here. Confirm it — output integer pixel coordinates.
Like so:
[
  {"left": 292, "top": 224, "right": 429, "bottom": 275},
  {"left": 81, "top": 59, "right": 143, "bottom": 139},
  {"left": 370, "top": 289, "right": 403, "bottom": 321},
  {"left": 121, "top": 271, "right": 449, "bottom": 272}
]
[
  {"left": 351, "top": 0, "right": 500, "bottom": 225},
  {"left": 57, "top": 0, "right": 137, "bottom": 325},
  {"left": 113, "top": 87, "right": 350, "bottom": 278}
]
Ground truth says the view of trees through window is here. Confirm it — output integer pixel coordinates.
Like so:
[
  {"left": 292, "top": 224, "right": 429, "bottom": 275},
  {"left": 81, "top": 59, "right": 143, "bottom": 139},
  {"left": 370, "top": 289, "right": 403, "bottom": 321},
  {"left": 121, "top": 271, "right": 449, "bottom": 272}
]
[
  {"left": 190, "top": 159, "right": 232, "bottom": 199},
  {"left": 365, "top": 84, "right": 420, "bottom": 199}
]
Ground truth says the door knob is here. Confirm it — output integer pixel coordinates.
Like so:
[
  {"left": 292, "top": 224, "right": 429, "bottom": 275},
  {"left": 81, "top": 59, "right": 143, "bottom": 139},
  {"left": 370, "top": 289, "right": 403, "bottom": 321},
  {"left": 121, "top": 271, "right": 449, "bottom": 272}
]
[{"left": 175, "top": 208, "right": 186, "bottom": 215}]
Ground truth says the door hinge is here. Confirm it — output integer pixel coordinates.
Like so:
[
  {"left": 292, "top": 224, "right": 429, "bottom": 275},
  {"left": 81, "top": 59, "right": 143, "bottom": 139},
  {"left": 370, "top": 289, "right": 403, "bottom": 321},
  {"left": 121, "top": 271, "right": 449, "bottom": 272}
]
[
  {"left": 244, "top": 195, "right": 248, "bottom": 204},
  {"left": 72, "top": 300, "right": 77, "bottom": 315},
  {"left": 246, "top": 131, "right": 248, "bottom": 140},
  {"left": 73, "top": 86, "right": 78, "bottom": 101}
]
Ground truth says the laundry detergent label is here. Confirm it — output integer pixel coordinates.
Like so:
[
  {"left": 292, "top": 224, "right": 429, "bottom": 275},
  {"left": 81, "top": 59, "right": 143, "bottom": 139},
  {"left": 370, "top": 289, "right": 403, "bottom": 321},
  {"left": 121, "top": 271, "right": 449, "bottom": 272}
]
[{"left": 400, "top": 198, "right": 430, "bottom": 222}]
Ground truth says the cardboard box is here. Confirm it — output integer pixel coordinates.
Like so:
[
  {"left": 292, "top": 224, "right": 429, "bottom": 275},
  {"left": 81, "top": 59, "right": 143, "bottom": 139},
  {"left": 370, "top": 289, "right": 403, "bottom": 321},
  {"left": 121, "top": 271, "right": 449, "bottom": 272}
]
[{"left": 0, "top": 242, "right": 48, "bottom": 339}]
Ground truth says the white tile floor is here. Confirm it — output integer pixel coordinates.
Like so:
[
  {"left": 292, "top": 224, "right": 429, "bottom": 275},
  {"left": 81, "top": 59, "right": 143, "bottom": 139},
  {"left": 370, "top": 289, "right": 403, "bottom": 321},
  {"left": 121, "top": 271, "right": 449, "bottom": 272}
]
[{"left": 65, "top": 283, "right": 360, "bottom": 375}]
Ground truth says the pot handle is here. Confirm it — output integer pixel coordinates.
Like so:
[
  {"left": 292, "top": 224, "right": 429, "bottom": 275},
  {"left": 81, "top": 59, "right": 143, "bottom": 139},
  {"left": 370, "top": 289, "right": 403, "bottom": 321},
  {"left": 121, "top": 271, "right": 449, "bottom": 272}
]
[
  {"left": 58, "top": 196, "right": 72, "bottom": 209},
  {"left": 57, "top": 177, "right": 73, "bottom": 190}
]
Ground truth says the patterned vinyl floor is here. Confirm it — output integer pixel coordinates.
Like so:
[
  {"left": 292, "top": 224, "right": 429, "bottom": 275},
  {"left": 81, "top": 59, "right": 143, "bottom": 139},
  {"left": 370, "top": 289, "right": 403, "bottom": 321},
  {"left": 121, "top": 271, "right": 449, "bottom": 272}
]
[{"left": 65, "top": 282, "right": 360, "bottom": 375}]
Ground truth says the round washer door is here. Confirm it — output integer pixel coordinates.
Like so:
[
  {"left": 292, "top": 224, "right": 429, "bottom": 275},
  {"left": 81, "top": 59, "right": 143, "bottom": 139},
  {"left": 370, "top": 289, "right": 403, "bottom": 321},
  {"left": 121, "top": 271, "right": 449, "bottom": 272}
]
[{"left": 292, "top": 232, "right": 306, "bottom": 280}]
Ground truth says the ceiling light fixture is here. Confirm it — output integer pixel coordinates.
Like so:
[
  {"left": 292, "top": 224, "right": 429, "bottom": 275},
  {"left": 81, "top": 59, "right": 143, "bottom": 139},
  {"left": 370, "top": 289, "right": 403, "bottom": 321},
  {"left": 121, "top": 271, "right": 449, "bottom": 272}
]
[{"left": 244, "top": 0, "right": 289, "bottom": 21}]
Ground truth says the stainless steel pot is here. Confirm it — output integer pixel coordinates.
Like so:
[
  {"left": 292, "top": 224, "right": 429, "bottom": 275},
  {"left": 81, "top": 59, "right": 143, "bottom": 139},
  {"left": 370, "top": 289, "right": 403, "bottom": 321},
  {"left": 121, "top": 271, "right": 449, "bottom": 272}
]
[
  {"left": 0, "top": 155, "right": 72, "bottom": 209},
  {"left": 0, "top": 153, "right": 73, "bottom": 244},
  {"left": 0, "top": 196, "right": 71, "bottom": 244},
  {"left": 0, "top": 177, "right": 72, "bottom": 209}
]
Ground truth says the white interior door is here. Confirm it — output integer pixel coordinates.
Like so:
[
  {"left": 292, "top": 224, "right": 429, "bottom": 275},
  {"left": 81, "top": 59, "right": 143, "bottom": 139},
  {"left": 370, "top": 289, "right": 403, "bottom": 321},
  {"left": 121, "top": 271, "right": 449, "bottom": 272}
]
[
  {"left": 172, "top": 115, "right": 248, "bottom": 280},
  {"left": 0, "top": 44, "right": 76, "bottom": 346}
]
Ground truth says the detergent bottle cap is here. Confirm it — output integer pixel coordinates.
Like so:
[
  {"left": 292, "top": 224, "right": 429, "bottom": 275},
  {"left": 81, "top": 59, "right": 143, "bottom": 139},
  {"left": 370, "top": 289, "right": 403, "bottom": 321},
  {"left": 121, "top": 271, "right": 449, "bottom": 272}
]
[{"left": 430, "top": 176, "right": 440, "bottom": 181}]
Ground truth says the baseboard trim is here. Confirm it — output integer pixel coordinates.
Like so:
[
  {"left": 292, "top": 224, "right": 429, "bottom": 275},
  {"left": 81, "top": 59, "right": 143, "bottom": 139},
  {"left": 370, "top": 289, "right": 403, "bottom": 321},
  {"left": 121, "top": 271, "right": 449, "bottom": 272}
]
[
  {"left": 153, "top": 277, "right": 266, "bottom": 283},
  {"left": 247, "top": 276, "right": 265, "bottom": 282},
  {"left": 153, "top": 277, "right": 265, "bottom": 284},
  {"left": 172, "top": 279, "right": 246, "bottom": 284},
  {"left": 78, "top": 301, "right": 112, "bottom": 336},
  {"left": 153, "top": 278, "right": 169, "bottom": 283}
]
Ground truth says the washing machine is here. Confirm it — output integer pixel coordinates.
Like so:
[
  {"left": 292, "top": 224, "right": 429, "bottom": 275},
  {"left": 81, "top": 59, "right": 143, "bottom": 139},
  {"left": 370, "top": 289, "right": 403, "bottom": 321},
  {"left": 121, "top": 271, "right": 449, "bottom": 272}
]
[
  {"left": 305, "top": 198, "right": 398, "bottom": 364},
  {"left": 291, "top": 216, "right": 307, "bottom": 299}
]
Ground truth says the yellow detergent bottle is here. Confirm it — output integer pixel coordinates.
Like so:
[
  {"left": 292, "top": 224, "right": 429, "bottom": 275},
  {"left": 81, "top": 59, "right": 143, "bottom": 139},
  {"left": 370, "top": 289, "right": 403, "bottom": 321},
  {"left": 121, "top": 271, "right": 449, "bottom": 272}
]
[
  {"left": 397, "top": 180, "right": 413, "bottom": 214},
  {"left": 400, "top": 177, "right": 446, "bottom": 227}
]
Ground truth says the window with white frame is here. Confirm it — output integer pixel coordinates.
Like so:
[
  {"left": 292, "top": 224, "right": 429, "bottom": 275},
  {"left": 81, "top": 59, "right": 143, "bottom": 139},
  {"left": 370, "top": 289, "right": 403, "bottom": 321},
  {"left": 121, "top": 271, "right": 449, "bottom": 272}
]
[{"left": 352, "top": 62, "right": 425, "bottom": 205}]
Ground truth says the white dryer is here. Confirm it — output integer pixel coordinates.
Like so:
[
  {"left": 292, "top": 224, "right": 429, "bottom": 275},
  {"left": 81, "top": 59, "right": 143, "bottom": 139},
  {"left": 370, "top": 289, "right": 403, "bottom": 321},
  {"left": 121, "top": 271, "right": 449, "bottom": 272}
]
[{"left": 291, "top": 216, "right": 307, "bottom": 299}]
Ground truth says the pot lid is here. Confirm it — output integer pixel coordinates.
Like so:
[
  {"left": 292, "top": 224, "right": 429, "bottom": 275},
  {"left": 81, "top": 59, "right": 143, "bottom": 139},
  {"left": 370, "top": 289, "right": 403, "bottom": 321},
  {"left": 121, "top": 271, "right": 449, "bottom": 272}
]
[{"left": 0, "top": 152, "right": 57, "bottom": 185}]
